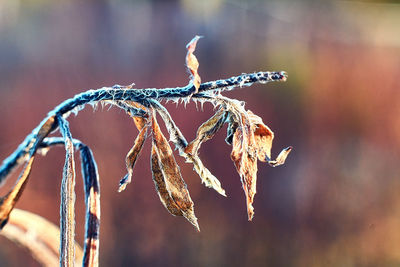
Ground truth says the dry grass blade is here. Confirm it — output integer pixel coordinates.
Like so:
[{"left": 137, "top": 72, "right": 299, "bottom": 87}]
[
  {"left": 186, "top": 35, "right": 202, "bottom": 92},
  {"left": 0, "top": 208, "right": 83, "bottom": 267},
  {"left": 151, "top": 112, "right": 199, "bottom": 231},
  {"left": 0, "top": 156, "right": 35, "bottom": 229},
  {"left": 118, "top": 125, "right": 148, "bottom": 192},
  {"left": 79, "top": 145, "right": 100, "bottom": 267},
  {"left": 149, "top": 100, "right": 226, "bottom": 196},
  {"left": 58, "top": 115, "right": 76, "bottom": 267}
]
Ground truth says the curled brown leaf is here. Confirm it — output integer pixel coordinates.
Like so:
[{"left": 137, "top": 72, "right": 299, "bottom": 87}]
[
  {"left": 186, "top": 35, "right": 202, "bottom": 92},
  {"left": 118, "top": 125, "right": 148, "bottom": 192},
  {"left": 151, "top": 145, "right": 182, "bottom": 216},
  {"left": 222, "top": 97, "right": 291, "bottom": 221},
  {"left": 230, "top": 112, "right": 258, "bottom": 221},
  {"left": 118, "top": 101, "right": 149, "bottom": 192},
  {"left": 185, "top": 108, "right": 227, "bottom": 157},
  {"left": 247, "top": 110, "right": 274, "bottom": 162},
  {"left": 247, "top": 111, "right": 292, "bottom": 167},
  {"left": 151, "top": 112, "right": 199, "bottom": 231}
]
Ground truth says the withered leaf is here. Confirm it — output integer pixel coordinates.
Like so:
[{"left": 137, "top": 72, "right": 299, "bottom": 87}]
[
  {"left": 118, "top": 125, "right": 148, "bottom": 192},
  {"left": 230, "top": 113, "right": 258, "bottom": 221},
  {"left": 247, "top": 110, "right": 274, "bottom": 162},
  {"left": 0, "top": 156, "right": 35, "bottom": 229},
  {"left": 268, "top": 146, "right": 292, "bottom": 167},
  {"left": 247, "top": 111, "right": 292, "bottom": 166},
  {"left": 117, "top": 101, "right": 149, "bottom": 192},
  {"left": 228, "top": 106, "right": 292, "bottom": 221},
  {"left": 0, "top": 115, "right": 56, "bottom": 229},
  {"left": 185, "top": 108, "right": 227, "bottom": 157},
  {"left": 151, "top": 145, "right": 182, "bottom": 216},
  {"left": 186, "top": 35, "right": 202, "bottom": 92},
  {"left": 151, "top": 113, "right": 199, "bottom": 231}
]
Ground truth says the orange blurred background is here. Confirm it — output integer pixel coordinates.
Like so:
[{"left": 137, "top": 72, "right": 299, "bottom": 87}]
[{"left": 1, "top": 0, "right": 400, "bottom": 266}]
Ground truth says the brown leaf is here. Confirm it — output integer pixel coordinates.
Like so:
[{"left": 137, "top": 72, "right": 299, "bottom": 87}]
[
  {"left": 230, "top": 113, "right": 258, "bottom": 221},
  {"left": 247, "top": 110, "right": 274, "bottom": 162},
  {"left": 151, "top": 113, "right": 199, "bottom": 231},
  {"left": 228, "top": 106, "right": 292, "bottom": 221},
  {"left": 151, "top": 145, "right": 182, "bottom": 216},
  {"left": 0, "top": 156, "right": 35, "bottom": 229},
  {"left": 185, "top": 108, "right": 227, "bottom": 156},
  {"left": 247, "top": 111, "right": 292, "bottom": 166},
  {"left": 0, "top": 115, "right": 56, "bottom": 229},
  {"left": 268, "top": 146, "right": 293, "bottom": 167},
  {"left": 118, "top": 125, "right": 148, "bottom": 192},
  {"left": 186, "top": 35, "right": 202, "bottom": 92},
  {"left": 117, "top": 101, "right": 149, "bottom": 192}
]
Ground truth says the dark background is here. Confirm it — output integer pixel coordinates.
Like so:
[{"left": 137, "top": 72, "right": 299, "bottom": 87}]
[{"left": 1, "top": 0, "right": 400, "bottom": 266}]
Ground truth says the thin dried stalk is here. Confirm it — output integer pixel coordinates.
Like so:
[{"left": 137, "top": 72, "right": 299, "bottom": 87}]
[
  {"left": 58, "top": 115, "right": 76, "bottom": 267},
  {"left": 29, "top": 137, "right": 101, "bottom": 267},
  {"left": 0, "top": 208, "right": 83, "bottom": 267},
  {"left": 79, "top": 145, "right": 100, "bottom": 267}
]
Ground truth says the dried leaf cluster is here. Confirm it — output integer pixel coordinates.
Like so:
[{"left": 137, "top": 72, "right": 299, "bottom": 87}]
[{"left": 0, "top": 36, "right": 290, "bottom": 266}]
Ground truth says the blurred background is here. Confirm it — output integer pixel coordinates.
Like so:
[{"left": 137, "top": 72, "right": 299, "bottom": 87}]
[{"left": 0, "top": 0, "right": 400, "bottom": 266}]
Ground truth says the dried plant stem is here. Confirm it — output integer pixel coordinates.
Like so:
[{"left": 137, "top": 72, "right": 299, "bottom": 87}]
[
  {"left": 58, "top": 115, "right": 77, "bottom": 267},
  {"left": 0, "top": 71, "right": 286, "bottom": 186}
]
